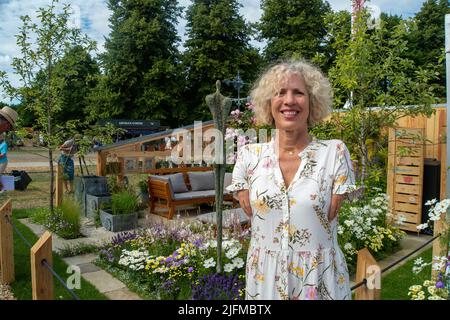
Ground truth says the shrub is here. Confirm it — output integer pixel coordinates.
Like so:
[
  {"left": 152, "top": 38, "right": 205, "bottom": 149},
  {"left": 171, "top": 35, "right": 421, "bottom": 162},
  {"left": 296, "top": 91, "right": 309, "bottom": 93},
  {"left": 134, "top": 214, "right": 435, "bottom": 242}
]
[
  {"left": 31, "top": 198, "right": 82, "bottom": 239},
  {"left": 111, "top": 189, "right": 139, "bottom": 215}
]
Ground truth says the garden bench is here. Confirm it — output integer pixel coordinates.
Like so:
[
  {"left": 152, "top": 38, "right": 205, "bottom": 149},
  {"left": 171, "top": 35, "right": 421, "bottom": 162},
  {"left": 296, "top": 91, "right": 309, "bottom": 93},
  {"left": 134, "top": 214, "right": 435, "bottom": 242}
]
[{"left": 147, "top": 167, "right": 236, "bottom": 220}]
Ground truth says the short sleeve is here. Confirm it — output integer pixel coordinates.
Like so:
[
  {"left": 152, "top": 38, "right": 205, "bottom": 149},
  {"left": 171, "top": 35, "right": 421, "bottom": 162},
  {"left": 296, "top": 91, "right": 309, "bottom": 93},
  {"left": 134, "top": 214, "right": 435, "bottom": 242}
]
[
  {"left": 226, "top": 145, "right": 250, "bottom": 193},
  {"left": 332, "top": 141, "right": 357, "bottom": 196}
]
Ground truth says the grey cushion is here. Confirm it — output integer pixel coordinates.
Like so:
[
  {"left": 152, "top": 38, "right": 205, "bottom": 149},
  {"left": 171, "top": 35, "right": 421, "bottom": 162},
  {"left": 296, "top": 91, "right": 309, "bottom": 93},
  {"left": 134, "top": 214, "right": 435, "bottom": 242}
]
[
  {"left": 173, "top": 190, "right": 216, "bottom": 201},
  {"left": 224, "top": 172, "right": 232, "bottom": 189},
  {"left": 188, "top": 171, "right": 215, "bottom": 191},
  {"left": 167, "top": 173, "right": 189, "bottom": 193}
]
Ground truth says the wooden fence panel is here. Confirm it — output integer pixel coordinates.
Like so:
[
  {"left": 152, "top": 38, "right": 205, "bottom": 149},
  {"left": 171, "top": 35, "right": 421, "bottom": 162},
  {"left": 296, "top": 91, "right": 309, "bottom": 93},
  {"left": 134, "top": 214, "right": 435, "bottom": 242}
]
[
  {"left": 0, "top": 199, "right": 14, "bottom": 284},
  {"left": 31, "top": 231, "right": 53, "bottom": 300}
]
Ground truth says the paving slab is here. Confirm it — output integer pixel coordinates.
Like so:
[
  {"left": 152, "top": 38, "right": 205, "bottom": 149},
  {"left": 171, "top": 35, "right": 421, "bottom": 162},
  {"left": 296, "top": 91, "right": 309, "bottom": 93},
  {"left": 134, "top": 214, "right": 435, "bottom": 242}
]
[
  {"left": 104, "top": 288, "right": 143, "bottom": 300},
  {"left": 78, "top": 263, "right": 102, "bottom": 274},
  {"left": 82, "top": 270, "right": 126, "bottom": 293},
  {"left": 62, "top": 253, "right": 98, "bottom": 266}
]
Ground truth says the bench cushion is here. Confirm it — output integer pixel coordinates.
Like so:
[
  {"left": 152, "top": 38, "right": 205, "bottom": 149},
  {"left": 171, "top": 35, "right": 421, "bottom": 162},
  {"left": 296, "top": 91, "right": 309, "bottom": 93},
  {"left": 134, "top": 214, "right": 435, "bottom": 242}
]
[
  {"left": 173, "top": 190, "right": 216, "bottom": 201},
  {"left": 167, "top": 173, "right": 189, "bottom": 193},
  {"left": 188, "top": 171, "right": 215, "bottom": 191}
]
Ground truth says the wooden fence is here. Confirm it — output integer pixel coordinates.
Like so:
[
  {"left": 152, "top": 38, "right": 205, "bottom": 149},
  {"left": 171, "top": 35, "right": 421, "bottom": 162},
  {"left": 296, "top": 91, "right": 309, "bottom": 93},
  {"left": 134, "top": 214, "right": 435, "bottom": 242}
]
[{"left": 0, "top": 198, "right": 54, "bottom": 300}]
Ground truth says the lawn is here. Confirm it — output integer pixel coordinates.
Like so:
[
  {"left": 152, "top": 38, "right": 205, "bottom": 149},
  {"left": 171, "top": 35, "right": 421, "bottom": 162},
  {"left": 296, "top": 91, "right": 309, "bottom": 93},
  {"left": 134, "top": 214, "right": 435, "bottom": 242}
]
[
  {"left": 9, "top": 208, "right": 108, "bottom": 300},
  {"left": 381, "top": 247, "right": 433, "bottom": 300}
]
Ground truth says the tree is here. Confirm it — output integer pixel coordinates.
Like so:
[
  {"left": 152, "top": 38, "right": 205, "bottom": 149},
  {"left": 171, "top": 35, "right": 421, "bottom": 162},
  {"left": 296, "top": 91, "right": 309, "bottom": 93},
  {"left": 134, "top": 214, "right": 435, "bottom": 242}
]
[
  {"left": 53, "top": 45, "right": 100, "bottom": 124},
  {"left": 257, "top": 0, "right": 332, "bottom": 68},
  {"left": 0, "top": 0, "right": 96, "bottom": 212},
  {"left": 407, "top": 0, "right": 450, "bottom": 98},
  {"left": 182, "top": 0, "right": 262, "bottom": 123},
  {"left": 325, "top": 9, "right": 439, "bottom": 189},
  {"left": 88, "top": 0, "right": 184, "bottom": 127}
]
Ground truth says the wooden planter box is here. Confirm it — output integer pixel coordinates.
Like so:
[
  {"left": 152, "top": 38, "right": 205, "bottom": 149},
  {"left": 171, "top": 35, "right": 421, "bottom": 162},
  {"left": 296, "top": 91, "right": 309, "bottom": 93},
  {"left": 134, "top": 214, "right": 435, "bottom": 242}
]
[{"left": 99, "top": 209, "right": 138, "bottom": 232}]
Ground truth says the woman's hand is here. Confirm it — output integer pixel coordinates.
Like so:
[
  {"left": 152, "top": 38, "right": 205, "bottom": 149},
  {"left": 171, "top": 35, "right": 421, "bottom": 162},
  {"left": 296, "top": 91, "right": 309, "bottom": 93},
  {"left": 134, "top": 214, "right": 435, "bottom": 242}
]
[
  {"left": 237, "top": 189, "right": 252, "bottom": 218},
  {"left": 328, "top": 194, "right": 345, "bottom": 222}
]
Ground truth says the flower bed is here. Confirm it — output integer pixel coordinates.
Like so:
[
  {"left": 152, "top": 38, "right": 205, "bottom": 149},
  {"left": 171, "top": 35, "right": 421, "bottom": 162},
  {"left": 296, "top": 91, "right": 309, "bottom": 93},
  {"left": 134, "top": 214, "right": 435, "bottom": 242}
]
[
  {"left": 96, "top": 192, "right": 405, "bottom": 299},
  {"left": 97, "top": 220, "right": 249, "bottom": 300},
  {"left": 337, "top": 192, "right": 405, "bottom": 273}
]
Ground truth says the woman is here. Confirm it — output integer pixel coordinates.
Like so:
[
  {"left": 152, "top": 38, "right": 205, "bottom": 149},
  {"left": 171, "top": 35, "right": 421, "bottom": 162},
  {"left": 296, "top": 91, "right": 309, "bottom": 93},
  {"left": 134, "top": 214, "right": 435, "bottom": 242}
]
[
  {"left": 58, "top": 134, "right": 80, "bottom": 193},
  {"left": 226, "top": 60, "right": 356, "bottom": 300}
]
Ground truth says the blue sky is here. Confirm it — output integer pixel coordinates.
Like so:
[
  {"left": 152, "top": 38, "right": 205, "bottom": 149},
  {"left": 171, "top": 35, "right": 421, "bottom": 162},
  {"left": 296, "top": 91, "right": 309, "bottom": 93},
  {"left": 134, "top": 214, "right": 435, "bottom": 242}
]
[{"left": 0, "top": 0, "right": 430, "bottom": 102}]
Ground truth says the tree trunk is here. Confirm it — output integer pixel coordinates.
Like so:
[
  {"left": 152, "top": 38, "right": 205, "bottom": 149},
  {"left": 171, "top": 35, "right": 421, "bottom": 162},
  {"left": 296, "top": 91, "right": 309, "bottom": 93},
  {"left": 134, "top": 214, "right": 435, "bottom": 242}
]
[{"left": 49, "top": 148, "right": 54, "bottom": 214}]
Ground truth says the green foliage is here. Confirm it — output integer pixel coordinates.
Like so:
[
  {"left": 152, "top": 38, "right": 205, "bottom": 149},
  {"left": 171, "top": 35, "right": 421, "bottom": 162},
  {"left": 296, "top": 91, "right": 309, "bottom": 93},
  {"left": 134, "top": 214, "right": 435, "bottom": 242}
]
[
  {"left": 406, "top": 0, "right": 450, "bottom": 98},
  {"left": 337, "top": 193, "right": 405, "bottom": 274},
  {"left": 58, "top": 243, "right": 100, "bottom": 258},
  {"left": 258, "top": 0, "right": 332, "bottom": 69},
  {"left": 328, "top": 8, "right": 439, "bottom": 185},
  {"left": 0, "top": 0, "right": 97, "bottom": 212},
  {"left": 182, "top": 0, "right": 262, "bottom": 122},
  {"left": 111, "top": 189, "right": 139, "bottom": 215},
  {"left": 89, "top": 0, "right": 185, "bottom": 127},
  {"left": 30, "top": 198, "right": 82, "bottom": 239}
]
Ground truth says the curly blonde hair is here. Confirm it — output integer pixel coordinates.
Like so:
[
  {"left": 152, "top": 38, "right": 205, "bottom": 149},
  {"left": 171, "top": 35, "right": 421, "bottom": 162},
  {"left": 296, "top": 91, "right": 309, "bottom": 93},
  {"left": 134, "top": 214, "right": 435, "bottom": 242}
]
[{"left": 250, "top": 59, "right": 332, "bottom": 127}]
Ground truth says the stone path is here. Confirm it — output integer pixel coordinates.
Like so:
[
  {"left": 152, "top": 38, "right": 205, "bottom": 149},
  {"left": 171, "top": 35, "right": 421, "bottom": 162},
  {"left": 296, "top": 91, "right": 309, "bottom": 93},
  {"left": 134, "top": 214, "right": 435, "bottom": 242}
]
[{"left": 62, "top": 254, "right": 141, "bottom": 300}]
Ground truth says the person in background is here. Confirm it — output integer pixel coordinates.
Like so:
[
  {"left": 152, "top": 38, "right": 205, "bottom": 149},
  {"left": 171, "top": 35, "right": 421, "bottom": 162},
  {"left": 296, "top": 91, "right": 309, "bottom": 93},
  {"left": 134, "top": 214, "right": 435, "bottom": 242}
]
[
  {"left": 0, "top": 106, "right": 18, "bottom": 134},
  {"left": 58, "top": 134, "right": 80, "bottom": 193},
  {"left": 0, "top": 133, "right": 8, "bottom": 174}
]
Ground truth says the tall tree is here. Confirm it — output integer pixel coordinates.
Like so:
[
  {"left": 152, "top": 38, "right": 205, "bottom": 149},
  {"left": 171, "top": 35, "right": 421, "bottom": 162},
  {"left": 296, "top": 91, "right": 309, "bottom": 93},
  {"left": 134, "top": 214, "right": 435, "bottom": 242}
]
[
  {"left": 326, "top": 9, "right": 439, "bottom": 188},
  {"left": 0, "top": 0, "right": 96, "bottom": 212},
  {"left": 257, "top": 0, "right": 332, "bottom": 68},
  {"left": 88, "top": 0, "right": 184, "bottom": 126},
  {"left": 182, "top": 0, "right": 262, "bottom": 123},
  {"left": 53, "top": 45, "right": 100, "bottom": 124},
  {"left": 408, "top": 0, "right": 450, "bottom": 98}
]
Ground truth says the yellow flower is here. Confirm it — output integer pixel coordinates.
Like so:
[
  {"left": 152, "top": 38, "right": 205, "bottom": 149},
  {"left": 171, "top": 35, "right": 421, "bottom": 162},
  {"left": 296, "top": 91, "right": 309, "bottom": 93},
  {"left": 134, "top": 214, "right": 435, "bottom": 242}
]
[
  {"left": 252, "top": 199, "right": 270, "bottom": 214},
  {"left": 338, "top": 274, "right": 346, "bottom": 285},
  {"left": 335, "top": 175, "right": 347, "bottom": 185},
  {"left": 255, "top": 274, "right": 264, "bottom": 282},
  {"left": 290, "top": 199, "right": 297, "bottom": 206}
]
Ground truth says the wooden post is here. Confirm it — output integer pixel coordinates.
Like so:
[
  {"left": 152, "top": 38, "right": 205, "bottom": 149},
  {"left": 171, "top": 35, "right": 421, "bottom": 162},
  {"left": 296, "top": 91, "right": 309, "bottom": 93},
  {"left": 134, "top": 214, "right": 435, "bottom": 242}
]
[
  {"left": 31, "top": 231, "right": 53, "bottom": 300},
  {"left": 432, "top": 213, "right": 449, "bottom": 279},
  {"left": 355, "top": 248, "right": 381, "bottom": 300},
  {"left": 55, "top": 164, "right": 63, "bottom": 207},
  {"left": 97, "top": 151, "right": 106, "bottom": 176},
  {"left": 0, "top": 199, "right": 14, "bottom": 284}
]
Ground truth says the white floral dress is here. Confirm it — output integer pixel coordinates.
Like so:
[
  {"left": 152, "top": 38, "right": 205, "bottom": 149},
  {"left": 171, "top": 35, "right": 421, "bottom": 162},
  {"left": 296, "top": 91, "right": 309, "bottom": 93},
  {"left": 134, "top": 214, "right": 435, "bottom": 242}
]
[{"left": 226, "top": 137, "right": 356, "bottom": 300}]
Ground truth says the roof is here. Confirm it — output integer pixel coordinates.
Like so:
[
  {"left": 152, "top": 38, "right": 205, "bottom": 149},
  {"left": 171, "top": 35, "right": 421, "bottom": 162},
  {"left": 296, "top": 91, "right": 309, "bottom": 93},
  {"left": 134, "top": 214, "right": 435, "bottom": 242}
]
[{"left": 96, "top": 120, "right": 215, "bottom": 152}]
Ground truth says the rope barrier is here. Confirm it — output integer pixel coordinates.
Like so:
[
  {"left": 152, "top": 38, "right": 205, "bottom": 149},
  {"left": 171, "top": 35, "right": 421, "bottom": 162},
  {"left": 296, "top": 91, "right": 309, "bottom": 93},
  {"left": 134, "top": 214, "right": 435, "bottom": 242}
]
[
  {"left": 5, "top": 215, "right": 33, "bottom": 249},
  {"left": 350, "top": 232, "right": 442, "bottom": 291},
  {"left": 3, "top": 215, "right": 80, "bottom": 300},
  {"left": 41, "top": 259, "right": 80, "bottom": 301}
]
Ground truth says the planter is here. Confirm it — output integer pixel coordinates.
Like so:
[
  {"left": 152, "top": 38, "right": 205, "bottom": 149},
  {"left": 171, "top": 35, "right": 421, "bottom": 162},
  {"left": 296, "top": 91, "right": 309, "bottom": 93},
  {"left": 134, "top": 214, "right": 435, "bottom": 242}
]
[
  {"left": 75, "top": 176, "right": 109, "bottom": 216},
  {"left": 86, "top": 194, "right": 111, "bottom": 219},
  {"left": 99, "top": 209, "right": 138, "bottom": 232}
]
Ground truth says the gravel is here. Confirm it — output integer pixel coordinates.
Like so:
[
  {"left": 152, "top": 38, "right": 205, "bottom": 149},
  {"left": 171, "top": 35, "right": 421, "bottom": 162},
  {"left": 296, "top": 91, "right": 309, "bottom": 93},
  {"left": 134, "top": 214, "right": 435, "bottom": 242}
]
[{"left": 0, "top": 283, "right": 15, "bottom": 300}]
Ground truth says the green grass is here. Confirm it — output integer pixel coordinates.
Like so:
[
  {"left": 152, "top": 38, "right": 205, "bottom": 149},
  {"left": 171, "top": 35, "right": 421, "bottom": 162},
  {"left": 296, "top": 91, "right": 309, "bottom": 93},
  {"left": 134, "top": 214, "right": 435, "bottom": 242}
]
[
  {"left": 10, "top": 209, "right": 108, "bottom": 300},
  {"left": 381, "top": 247, "right": 432, "bottom": 300}
]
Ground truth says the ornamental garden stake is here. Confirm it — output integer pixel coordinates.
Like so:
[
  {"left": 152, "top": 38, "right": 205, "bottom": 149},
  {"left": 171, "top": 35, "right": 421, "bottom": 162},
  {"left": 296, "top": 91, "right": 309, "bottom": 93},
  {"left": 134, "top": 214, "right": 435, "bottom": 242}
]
[{"left": 206, "top": 80, "right": 232, "bottom": 273}]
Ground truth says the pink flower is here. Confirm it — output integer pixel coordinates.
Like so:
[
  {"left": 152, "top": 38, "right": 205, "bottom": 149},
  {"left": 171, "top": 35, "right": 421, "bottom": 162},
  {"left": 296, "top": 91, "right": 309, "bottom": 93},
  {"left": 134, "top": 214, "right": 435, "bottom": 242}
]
[{"left": 305, "top": 287, "right": 318, "bottom": 300}]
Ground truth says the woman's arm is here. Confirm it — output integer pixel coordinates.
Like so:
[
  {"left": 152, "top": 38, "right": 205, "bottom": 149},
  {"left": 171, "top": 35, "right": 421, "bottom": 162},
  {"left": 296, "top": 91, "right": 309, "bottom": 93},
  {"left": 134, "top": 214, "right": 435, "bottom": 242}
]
[
  {"left": 328, "top": 194, "right": 345, "bottom": 222},
  {"left": 237, "top": 189, "right": 252, "bottom": 218}
]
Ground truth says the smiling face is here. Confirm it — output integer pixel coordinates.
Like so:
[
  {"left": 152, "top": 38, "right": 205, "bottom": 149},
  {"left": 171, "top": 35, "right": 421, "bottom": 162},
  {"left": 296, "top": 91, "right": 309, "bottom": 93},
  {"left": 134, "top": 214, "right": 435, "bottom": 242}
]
[{"left": 270, "top": 73, "right": 310, "bottom": 132}]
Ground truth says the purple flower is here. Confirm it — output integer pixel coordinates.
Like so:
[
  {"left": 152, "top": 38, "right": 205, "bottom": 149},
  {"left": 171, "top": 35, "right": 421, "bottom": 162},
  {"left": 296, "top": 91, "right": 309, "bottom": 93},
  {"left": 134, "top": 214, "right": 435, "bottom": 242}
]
[
  {"left": 435, "top": 281, "right": 445, "bottom": 289},
  {"left": 187, "top": 267, "right": 194, "bottom": 273},
  {"left": 191, "top": 273, "right": 244, "bottom": 300}
]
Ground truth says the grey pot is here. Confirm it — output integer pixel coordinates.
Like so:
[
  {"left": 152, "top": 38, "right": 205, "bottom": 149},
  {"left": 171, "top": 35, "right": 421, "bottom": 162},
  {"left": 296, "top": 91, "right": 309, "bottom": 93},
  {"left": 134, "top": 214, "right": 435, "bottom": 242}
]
[{"left": 99, "top": 209, "right": 138, "bottom": 232}]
